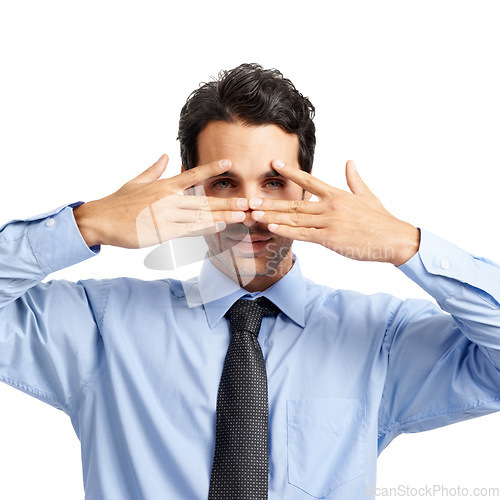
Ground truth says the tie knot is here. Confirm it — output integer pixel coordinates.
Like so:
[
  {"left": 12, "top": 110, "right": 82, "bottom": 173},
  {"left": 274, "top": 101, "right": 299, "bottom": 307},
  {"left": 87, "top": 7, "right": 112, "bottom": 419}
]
[{"left": 225, "top": 297, "right": 280, "bottom": 337}]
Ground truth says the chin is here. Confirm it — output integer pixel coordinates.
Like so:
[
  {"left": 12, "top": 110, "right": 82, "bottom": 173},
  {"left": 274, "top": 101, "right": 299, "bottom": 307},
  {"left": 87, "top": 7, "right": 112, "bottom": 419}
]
[{"left": 207, "top": 236, "right": 293, "bottom": 282}]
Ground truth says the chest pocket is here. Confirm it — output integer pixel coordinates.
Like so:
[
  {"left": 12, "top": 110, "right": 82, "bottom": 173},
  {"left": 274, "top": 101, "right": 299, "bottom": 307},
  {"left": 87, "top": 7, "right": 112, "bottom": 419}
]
[{"left": 287, "top": 398, "right": 367, "bottom": 498}]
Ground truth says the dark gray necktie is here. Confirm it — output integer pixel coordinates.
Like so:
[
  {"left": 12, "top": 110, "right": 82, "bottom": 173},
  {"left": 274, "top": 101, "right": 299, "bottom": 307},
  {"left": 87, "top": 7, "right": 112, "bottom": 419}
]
[{"left": 209, "top": 297, "right": 280, "bottom": 500}]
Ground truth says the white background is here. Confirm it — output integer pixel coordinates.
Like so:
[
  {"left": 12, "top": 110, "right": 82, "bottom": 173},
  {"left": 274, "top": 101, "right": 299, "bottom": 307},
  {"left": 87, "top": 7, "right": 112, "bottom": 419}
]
[{"left": 1, "top": 1, "right": 499, "bottom": 498}]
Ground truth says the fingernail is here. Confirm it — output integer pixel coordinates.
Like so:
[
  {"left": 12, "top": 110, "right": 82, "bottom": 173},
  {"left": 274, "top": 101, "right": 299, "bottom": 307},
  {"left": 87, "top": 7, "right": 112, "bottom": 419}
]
[
  {"left": 237, "top": 198, "right": 248, "bottom": 210},
  {"left": 216, "top": 221, "right": 226, "bottom": 231},
  {"left": 232, "top": 211, "right": 245, "bottom": 221},
  {"left": 252, "top": 211, "right": 265, "bottom": 220},
  {"left": 249, "top": 197, "right": 263, "bottom": 208},
  {"left": 274, "top": 159, "right": 285, "bottom": 169},
  {"left": 158, "top": 154, "right": 165, "bottom": 161},
  {"left": 269, "top": 223, "right": 279, "bottom": 231},
  {"left": 219, "top": 159, "right": 230, "bottom": 168}
]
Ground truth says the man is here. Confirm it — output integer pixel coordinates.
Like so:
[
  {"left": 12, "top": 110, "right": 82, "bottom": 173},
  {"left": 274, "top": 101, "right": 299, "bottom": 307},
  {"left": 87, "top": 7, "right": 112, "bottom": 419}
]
[{"left": 1, "top": 63, "right": 499, "bottom": 499}]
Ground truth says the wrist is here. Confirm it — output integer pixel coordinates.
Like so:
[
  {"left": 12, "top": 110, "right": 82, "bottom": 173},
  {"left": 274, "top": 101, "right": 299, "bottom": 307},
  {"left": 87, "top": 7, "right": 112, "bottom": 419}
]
[
  {"left": 73, "top": 201, "right": 103, "bottom": 248},
  {"left": 390, "top": 223, "right": 421, "bottom": 267}
]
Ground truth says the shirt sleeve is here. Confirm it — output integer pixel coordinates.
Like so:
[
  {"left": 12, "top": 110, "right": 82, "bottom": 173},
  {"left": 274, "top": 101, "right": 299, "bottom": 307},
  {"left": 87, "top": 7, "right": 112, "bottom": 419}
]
[
  {"left": 0, "top": 204, "right": 104, "bottom": 416},
  {"left": 378, "top": 228, "right": 500, "bottom": 453}
]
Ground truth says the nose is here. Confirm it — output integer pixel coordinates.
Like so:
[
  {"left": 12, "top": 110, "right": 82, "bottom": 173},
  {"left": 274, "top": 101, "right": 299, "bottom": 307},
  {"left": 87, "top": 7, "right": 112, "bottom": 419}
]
[
  {"left": 240, "top": 209, "right": 257, "bottom": 228},
  {"left": 239, "top": 185, "right": 260, "bottom": 228}
]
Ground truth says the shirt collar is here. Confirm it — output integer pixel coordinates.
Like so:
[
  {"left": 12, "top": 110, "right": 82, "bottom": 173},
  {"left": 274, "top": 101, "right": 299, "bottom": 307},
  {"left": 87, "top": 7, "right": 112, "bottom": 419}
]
[{"left": 195, "top": 254, "right": 306, "bottom": 330}]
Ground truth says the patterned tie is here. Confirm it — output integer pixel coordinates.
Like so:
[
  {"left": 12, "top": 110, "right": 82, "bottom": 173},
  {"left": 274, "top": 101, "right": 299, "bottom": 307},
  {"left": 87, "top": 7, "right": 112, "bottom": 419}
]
[{"left": 209, "top": 297, "right": 280, "bottom": 500}]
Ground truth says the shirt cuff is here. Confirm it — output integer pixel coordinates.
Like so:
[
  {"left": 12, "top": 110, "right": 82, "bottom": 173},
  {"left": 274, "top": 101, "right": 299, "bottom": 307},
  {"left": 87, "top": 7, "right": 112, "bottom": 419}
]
[
  {"left": 27, "top": 202, "right": 100, "bottom": 275},
  {"left": 397, "top": 228, "right": 500, "bottom": 304}
]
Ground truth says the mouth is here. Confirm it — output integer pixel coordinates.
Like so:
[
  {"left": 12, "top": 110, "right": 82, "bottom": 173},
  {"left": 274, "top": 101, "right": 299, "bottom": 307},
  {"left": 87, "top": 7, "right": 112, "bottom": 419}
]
[{"left": 227, "top": 236, "right": 272, "bottom": 253}]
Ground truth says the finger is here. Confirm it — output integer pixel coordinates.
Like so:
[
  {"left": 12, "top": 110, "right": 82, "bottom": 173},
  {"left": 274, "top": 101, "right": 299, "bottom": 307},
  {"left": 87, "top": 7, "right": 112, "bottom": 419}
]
[
  {"left": 345, "top": 160, "right": 374, "bottom": 196},
  {"left": 131, "top": 154, "right": 169, "bottom": 184},
  {"left": 249, "top": 197, "right": 324, "bottom": 214},
  {"left": 175, "top": 220, "right": 228, "bottom": 238},
  {"left": 171, "top": 159, "right": 233, "bottom": 190},
  {"left": 174, "top": 194, "right": 249, "bottom": 212},
  {"left": 272, "top": 159, "right": 342, "bottom": 198},
  {"left": 267, "top": 223, "right": 321, "bottom": 244},
  {"left": 173, "top": 208, "right": 247, "bottom": 224},
  {"left": 251, "top": 210, "right": 327, "bottom": 229}
]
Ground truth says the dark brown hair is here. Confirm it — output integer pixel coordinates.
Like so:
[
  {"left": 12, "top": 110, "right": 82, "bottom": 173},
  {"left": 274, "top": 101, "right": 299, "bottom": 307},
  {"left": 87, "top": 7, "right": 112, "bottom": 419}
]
[{"left": 178, "top": 63, "right": 316, "bottom": 172}]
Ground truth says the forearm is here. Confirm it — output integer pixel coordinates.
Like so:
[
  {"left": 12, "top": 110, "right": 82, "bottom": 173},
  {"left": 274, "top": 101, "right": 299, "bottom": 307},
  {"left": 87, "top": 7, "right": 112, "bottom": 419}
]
[
  {"left": 0, "top": 203, "right": 99, "bottom": 307},
  {"left": 397, "top": 228, "right": 500, "bottom": 365}
]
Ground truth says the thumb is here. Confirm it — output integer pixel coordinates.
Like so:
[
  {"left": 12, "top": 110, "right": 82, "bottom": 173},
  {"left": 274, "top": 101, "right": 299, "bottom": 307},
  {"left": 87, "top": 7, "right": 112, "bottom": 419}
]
[
  {"left": 345, "top": 160, "right": 373, "bottom": 196},
  {"left": 131, "top": 154, "right": 169, "bottom": 184}
]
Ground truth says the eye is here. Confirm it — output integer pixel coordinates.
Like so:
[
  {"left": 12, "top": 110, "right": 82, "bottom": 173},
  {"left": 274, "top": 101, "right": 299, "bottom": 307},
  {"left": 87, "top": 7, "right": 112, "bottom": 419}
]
[
  {"left": 212, "top": 179, "right": 233, "bottom": 190},
  {"left": 265, "top": 179, "right": 285, "bottom": 189}
]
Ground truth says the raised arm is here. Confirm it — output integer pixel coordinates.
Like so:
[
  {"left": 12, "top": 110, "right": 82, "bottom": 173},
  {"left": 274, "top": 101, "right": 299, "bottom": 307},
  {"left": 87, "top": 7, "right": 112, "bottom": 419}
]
[
  {"left": 250, "top": 158, "right": 500, "bottom": 450},
  {"left": 0, "top": 154, "right": 247, "bottom": 413},
  {"left": 379, "top": 229, "right": 500, "bottom": 450},
  {"left": 0, "top": 203, "right": 102, "bottom": 413}
]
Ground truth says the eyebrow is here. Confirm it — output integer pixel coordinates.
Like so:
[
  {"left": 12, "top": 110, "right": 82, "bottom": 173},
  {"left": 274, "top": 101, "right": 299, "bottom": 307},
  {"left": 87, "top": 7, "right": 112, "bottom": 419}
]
[{"left": 208, "top": 169, "right": 283, "bottom": 180}]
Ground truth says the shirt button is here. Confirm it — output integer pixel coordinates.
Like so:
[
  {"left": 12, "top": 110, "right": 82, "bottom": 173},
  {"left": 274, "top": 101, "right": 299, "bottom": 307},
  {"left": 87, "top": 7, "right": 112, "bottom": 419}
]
[
  {"left": 440, "top": 259, "right": 450, "bottom": 270},
  {"left": 45, "top": 218, "right": 55, "bottom": 227}
]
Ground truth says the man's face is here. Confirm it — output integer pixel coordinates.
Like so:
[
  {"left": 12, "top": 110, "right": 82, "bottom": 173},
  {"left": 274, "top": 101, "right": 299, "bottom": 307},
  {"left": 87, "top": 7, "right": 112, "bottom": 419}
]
[{"left": 191, "top": 120, "right": 309, "bottom": 291}]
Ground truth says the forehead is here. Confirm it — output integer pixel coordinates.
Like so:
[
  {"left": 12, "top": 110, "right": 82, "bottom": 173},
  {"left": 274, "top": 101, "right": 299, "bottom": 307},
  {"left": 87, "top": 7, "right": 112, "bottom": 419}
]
[{"left": 197, "top": 120, "right": 300, "bottom": 170}]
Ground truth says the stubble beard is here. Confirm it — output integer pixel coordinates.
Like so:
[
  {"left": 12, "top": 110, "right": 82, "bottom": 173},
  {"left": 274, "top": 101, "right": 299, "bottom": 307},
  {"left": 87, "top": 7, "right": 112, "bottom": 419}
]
[{"left": 205, "top": 233, "right": 293, "bottom": 280}]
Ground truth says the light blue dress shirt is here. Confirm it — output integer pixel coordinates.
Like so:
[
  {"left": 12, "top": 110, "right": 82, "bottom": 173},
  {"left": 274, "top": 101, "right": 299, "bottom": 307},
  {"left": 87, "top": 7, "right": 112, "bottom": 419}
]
[{"left": 1, "top": 203, "right": 500, "bottom": 500}]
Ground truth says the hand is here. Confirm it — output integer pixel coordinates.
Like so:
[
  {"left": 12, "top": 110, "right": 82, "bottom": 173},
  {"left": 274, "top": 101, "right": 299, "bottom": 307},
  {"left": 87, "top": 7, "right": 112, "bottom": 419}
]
[
  {"left": 249, "top": 160, "right": 420, "bottom": 266},
  {"left": 73, "top": 155, "right": 248, "bottom": 248}
]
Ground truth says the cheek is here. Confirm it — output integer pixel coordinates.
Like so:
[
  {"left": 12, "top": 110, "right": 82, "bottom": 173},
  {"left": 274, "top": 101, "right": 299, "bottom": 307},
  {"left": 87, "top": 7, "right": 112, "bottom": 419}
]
[{"left": 277, "top": 185, "right": 305, "bottom": 201}]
